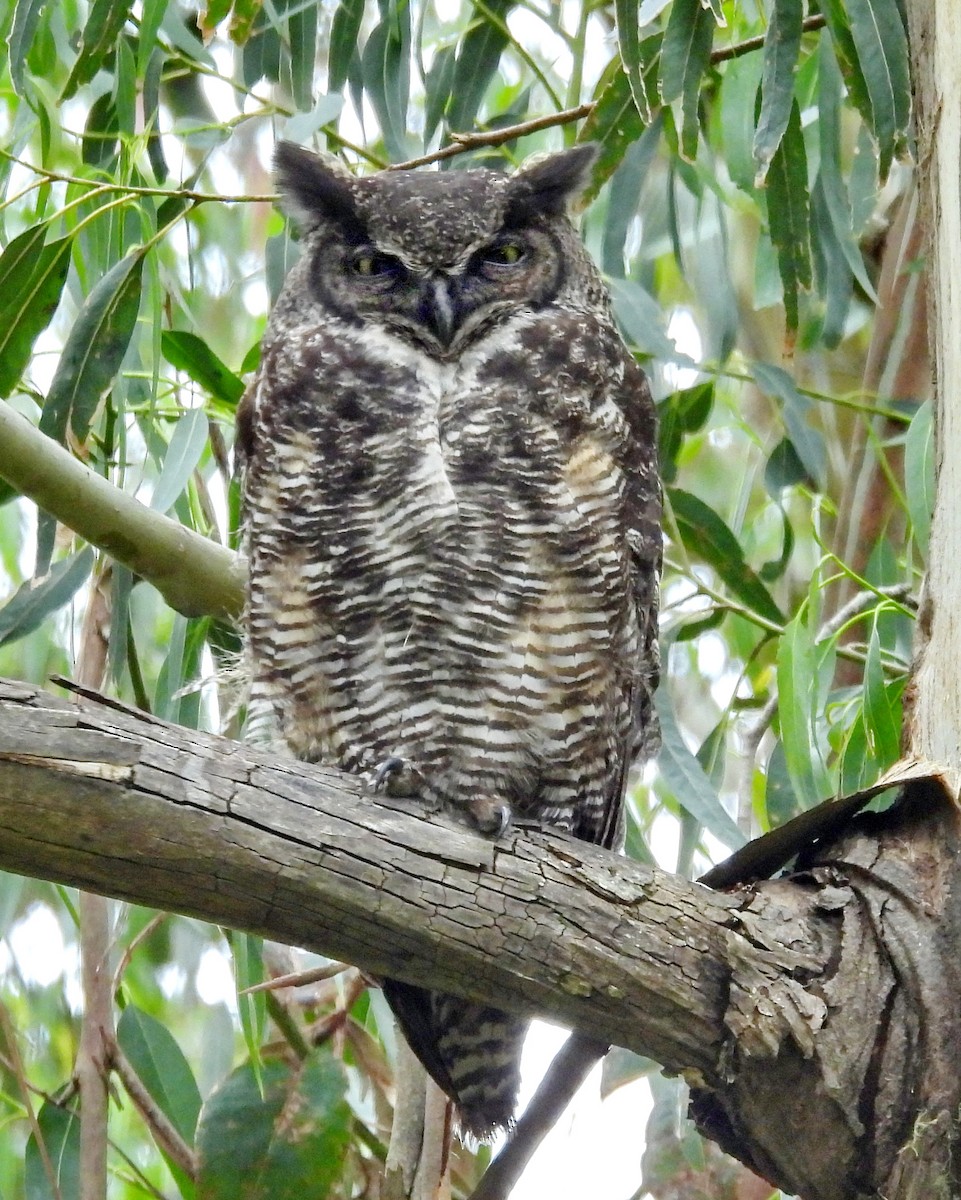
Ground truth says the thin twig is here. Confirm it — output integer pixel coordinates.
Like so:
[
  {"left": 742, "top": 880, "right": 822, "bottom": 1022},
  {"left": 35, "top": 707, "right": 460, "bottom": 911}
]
[
  {"left": 0, "top": 1004, "right": 62, "bottom": 1200},
  {"left": 111, "top": 913, "right": 169, "bottom": 996},
  {"left": 108, "top": 1040, "right": 199, "bottom": 1178},
  {"left": 239, "top": 960, "right": 350, "bottom": 994},
  {"left": 393, "top": 14, "right": 828, "bottom": 172}
]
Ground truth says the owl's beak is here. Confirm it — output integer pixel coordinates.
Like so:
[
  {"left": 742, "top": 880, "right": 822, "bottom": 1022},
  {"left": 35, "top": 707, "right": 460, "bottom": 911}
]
[{"left": 422, "top": 274, "right": 459, "bottom": 346}]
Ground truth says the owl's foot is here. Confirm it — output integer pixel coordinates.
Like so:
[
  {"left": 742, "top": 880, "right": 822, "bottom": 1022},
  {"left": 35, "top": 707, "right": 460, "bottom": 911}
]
[
  {"left": 469, "top": 794, "right": 513, "bottom": 837},
  {"left": 366, "top": 756, "right": 421, "bottom": 797}
]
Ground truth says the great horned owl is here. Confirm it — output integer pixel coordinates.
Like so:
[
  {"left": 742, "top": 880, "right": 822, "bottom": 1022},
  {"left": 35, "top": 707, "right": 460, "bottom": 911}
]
[{"left": 237, "top": 141, "right": 661, "bottom": 1139}]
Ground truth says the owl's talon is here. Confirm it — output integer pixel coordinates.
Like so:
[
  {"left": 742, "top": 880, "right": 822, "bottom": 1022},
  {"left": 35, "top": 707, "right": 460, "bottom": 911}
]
[
  {"left": 469, "top": 795, "right": 513, "bottom": 837},
  {"left": 367, "top": 755, "right": 422, "bottom": 796}
]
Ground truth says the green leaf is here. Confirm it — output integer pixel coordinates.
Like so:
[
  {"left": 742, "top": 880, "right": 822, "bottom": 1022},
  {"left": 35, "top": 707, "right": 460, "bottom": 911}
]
[
  {"left": 607, "top": 276, "right": 696, "bottom": 365},
  {"left": 657, "top": 380, "right": 714, "bottom": 482},
  {"left": 820, "top": 0, "right": 874, "bottom": 136},
  {"left": 764, "top": 437, "right": 808, "bottom": 493},
  {"left": 753, "top": 0, "right": 803, "bottom": 185},
  {"left": 816, "top": 39, "right": 877, "bottom": 301},
  {"left": 117, "top": 1005, "right": 202, "bottom": 1143},
  {"left": 446, "top": 0, "right": 514, "bottom": 134},
  {"left": 752, "top": 362, "right": 826, "bottom": 490},
  {"left": 231, "top": 932, "right": 267, "bottom": 1070},
  {"left": 668, "top": 488, "right": 785, "bottom": 626},
  {"left": 776, "top": 604, "right": 835, "bottom": 807},
  {"left": 616, "top": 0, "right": 653, "bottom": 123},
  {"left": 361, "top": 6, "right": 411, "bottom": 161},
  {"left": 582, "top": 54, "right": 661, "bottom": 205},
  {"left": 196, "top": 1053, "right": 352, "bottom": 1200},
  {"left": 162, "top": 331, "right": 246, "bottom": 408},
  {"left": 720, "top": 51, "right": 764, "bottom": 195},
  {"left": 151, "top": 410, "right": 209, "bottom": 515},
  {"left": 288, "top": 0, "right": 318, "bottom": 111},
  {"left": 655, "top": 693, "right": 746, "bottom": 851},
  {"left": 62, "top": 0, "right": 137, "bottom": 99},
  {"left": 659, "top": 0, "right": 714, "bottom": 161},
  {"left": 0, "top": 226, "right": 73, "bottom": 398},
  {"left": 328, "top": 0, "right": 365, "bottom": 93},
  {"left": 862, "top": 618, "right": 901, "bottom": 770},
  {"left": 9, "top": 0, "right": 48, "bottom": 96},
  {"left": 765, "top": 99, "right": 811, "bottom": 333},
  {"left": 904, "top": 402, "right": 934, "bottom": 557},
  {"left": 424, "top": 43, "right": 457, "bottom": 144},
  {"left": 40, "top": 249, "right": 144, "bottom": 445},
  {"left": 0, "top": 548, "right": 94, "bottom": 648},
  {"left": 845, "top": 0, "right": 910, "bottom": 180},
  {"left": 25, "top": 1101, "right": 80, "bottom": 1200}
]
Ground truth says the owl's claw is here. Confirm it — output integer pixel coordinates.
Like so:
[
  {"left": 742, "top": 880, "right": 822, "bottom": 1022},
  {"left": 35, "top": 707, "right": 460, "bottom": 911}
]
[
  {"left": 469, "top": 795, "right": 513, "bottom": 837},
  {"left": 366, "top": 755, "right": 420, "bottom": 797}
]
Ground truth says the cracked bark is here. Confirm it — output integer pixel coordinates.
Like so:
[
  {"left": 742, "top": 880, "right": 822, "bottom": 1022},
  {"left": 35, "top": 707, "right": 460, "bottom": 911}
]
[{"left": 0, "top": 677, "right": 959, "bottom": 1199}]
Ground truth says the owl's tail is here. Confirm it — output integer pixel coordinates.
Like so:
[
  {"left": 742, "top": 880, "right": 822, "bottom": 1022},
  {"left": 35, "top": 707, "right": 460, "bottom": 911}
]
[{"left": 382, "top": 979, "right": 527, "bottom": 1140}]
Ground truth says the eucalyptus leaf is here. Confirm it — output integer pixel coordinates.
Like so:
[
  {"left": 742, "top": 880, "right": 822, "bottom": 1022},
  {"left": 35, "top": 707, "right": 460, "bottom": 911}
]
[
  {"left": 655, "top": 692, "right": 746, "bottom": 851},
  {"left": 40, "top": 248, "right": 144, "bottom": 445},
  {"left": 0, "top": 547, "right": 94, "bottom": 648}
]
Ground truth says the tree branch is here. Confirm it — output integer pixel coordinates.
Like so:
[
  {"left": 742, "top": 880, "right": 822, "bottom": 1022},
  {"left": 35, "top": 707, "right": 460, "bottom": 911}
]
[
  {"left": 2, "top": 675, "right": 959, "bottom": 1199},
  {"left": 0, "top": 404, "right": 244, "bottom": 622}
]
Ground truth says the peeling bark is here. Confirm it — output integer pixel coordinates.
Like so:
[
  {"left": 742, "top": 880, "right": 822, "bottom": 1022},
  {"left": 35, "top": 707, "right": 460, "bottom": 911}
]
[{"left": 1, "top": 678, "right": 959, "bottom": 1198}]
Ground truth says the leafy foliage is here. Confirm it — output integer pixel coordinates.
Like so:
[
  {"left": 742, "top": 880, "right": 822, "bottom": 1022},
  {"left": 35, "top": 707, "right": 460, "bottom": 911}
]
[{"left": 0, "top": 0, "right": 919, "bottom": 1196}]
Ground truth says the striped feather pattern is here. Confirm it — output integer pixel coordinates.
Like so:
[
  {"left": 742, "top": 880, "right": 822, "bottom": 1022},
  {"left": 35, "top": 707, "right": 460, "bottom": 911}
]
[{"left": 239, "top": 148, "right": 660, "bottom": 1139}]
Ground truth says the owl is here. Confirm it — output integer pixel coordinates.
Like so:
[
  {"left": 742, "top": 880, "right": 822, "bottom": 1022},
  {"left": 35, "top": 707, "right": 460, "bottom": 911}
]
[{"left": 236, "top": 141, "right": 661, "bottom": 1139}]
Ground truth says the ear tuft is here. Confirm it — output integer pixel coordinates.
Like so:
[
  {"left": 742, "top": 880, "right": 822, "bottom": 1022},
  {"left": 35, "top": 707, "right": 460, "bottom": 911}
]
[
  {"left": 273, "top": 142, "right": 362, "bottom": 232},
  {"left": 505, "top": 144, "right": 599, "bottom": 221}
]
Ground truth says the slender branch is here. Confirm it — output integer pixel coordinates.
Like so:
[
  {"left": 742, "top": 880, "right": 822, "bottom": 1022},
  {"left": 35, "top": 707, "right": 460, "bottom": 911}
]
[
  {"left": 108, "top": 1040, "right": 198, "bottom": 1178},
  {"left": 0, "top": 1003, "right": 62, "bottom": 1200},
  {"left": 0, "top": 404, "right": 245, "bottom": 623},
  {"left": 392, "top": 15, "right": 827, "bottom": 172}
]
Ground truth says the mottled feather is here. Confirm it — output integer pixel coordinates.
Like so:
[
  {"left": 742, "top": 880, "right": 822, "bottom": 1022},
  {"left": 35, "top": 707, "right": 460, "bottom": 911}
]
[{"left": 239, "top": 142, "right": 661, "bottom": 1138}]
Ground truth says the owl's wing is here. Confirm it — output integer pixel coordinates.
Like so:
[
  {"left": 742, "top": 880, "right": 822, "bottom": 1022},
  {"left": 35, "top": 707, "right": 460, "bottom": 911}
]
[{"left": 594, "top": 352, "right": 661, "bottom": 853}]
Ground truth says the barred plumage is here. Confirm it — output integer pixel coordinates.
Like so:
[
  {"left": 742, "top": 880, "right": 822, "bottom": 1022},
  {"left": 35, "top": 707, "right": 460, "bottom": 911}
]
[{"left": 238, "top": 142, "right": 661, "bottom": 1139}]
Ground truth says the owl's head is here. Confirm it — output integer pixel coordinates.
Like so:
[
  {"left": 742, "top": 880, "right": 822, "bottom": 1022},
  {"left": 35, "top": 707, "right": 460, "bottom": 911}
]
[{"left": 273, "top": 142, "right": 599, "bottom": 355}]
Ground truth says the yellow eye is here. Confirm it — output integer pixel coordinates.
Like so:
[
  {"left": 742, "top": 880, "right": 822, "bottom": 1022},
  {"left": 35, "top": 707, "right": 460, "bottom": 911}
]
[
  {"left": 350, "top": 248, "right": 400, "bottom": 278},
  {"left": 482, "top": 239, "right": 527, "bottom": 268}
]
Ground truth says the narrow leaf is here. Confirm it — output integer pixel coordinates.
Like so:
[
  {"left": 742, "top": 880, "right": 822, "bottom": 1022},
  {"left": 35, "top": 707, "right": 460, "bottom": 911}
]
[
  {"left": 0, "top": 548, "right": 94, "bottom": 648},
  {"left": 607, "top": 276, "right": 696, "bottom": 365},
  {"left": 753, "top": 0, "right": 803, "bottom": 185},
  {"left": 845, "top": 0, "right": 910, "bottom": 179},
  {"left": 659, "top": 0, "right": 715, "bottom": 160},
  {"left": 62, "top": 0, "right": 137, "bottom": 99},
  {"left": 862, "top": 619, "right": 900, "bottom": 769},
  {"left": 361, "top": 10, "right": 411, "bottom": 161},
  {"left": 776, "top": 606, "right": 835, "bottom": 807},
  {"left": 765, "top": 99, "right": 811, "bottom": 333},
  {"left": 162, "top": 331, "right": 245, "bottom": 407},
  {"left": 151, "top": 410, "right": 209, "bottom": 514},
  {"left": 288, "top": 0, "right": 319, "bottom": 111},
  {"left": 40, "top": 249, "right": 144, "bottom": 445},
  {"left": 9, "top": 0, "right": 48, "bottom": 96},
  {"left": 655, "top": 693, "right": 746, "bottom": 851},
  {"left": 615, "top": 0, "right": 652, "bottom": 123},
  {"left": 904, "top": 402, "right": 934, "bottom": 557},
  {"left": 669, "top": 488, "right": 785, "bottom": 626},
  {"left": 328, "top": 0, "right": 365, "bottom": 93},
  {"left": 0, "top": 226, "right": 73, "bottom": 398},
  {"left": 752, "top": 361, "right": 826, "bottom": 490},
  {"left": 424, "top": 43, "right": 457, "bottom": 143},
  {"left": 446, "top": 0, "right": 514, "bottom": 133}
]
